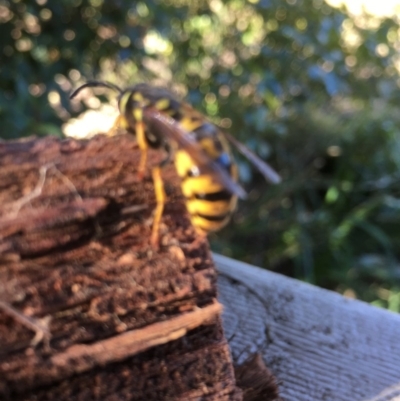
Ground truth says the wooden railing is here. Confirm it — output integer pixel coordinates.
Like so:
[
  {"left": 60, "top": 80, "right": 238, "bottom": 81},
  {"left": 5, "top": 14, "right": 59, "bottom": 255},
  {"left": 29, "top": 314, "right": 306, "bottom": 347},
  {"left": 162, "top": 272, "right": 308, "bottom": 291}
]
[{"left": 215, "top": 253, "right": 400, "bottom": 401}]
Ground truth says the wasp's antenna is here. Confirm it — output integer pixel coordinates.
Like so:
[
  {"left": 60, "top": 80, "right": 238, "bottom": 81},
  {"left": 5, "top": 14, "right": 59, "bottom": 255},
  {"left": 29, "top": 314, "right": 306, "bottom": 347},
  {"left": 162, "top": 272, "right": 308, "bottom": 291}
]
[{"left": 70, "top": 81, "right": 123, "bottom": 100}]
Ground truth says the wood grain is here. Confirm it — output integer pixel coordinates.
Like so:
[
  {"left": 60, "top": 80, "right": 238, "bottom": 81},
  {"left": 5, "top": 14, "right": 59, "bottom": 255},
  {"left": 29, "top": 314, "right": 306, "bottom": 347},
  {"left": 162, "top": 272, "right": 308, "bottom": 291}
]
[{"left": 215, "top": 253, "right": 400, "bottom": 401}]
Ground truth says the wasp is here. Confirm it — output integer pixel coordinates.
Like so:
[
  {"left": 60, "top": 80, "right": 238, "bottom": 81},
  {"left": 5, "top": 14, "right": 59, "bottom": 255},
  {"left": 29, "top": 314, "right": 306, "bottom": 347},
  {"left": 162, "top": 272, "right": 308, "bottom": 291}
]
[{"left": 70, "top": 82, "right": 281, "bottom": 247}]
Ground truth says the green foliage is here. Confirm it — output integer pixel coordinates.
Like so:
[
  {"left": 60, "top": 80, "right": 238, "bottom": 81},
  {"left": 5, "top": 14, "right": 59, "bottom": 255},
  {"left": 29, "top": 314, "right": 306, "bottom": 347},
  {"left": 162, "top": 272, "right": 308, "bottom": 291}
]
[
  {"left": 1, "top": 0, "right": 400, "bottom": 308},
  {"left": 214, "top": 102, "right": 400, "bottom": 308}
]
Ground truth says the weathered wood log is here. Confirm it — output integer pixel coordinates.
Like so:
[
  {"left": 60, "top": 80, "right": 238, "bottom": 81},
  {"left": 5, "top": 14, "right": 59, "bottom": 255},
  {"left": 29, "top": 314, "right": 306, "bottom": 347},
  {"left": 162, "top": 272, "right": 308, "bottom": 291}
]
[{"left": 0, "top": 135, "right": 250, "bottom": 400}]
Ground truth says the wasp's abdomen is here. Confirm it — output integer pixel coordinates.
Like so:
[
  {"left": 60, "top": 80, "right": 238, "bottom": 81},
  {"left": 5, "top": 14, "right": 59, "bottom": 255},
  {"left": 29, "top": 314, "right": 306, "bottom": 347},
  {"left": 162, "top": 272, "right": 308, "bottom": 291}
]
[{"left": 174, "top": 123, "right": 239, "bottom": 233}]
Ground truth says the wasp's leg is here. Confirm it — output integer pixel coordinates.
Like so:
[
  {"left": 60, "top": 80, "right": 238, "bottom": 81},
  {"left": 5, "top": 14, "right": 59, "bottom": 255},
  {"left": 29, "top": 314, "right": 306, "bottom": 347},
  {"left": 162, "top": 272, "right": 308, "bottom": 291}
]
[
  {"left": 0, "top": 301, "right": 51, "bottom": 347},
  {"left": 150, "top": 143, "right": 173, "bottom": 248},
  {"left": 150, "top": 165, "right": 166, "bottom": 248},
  {"left": 136, "top": 121, "right": 148, "bottom": 180},
  {"left": 160, "top": 141, "right": 173, "bottom": 168}
]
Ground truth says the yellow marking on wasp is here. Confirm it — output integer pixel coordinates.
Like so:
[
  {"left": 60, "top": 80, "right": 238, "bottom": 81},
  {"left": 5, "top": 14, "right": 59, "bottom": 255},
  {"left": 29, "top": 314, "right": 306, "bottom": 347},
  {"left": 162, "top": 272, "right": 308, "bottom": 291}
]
[
  {"left": 191, "top": 214, "right": 231, "bottom": 233},
  {"left": 198, "top": 138, "right": 221, "bottom": 159},
  {"left": 155, "top": 98, "right": 171, "bottom": 110},
  {"left": 186, "top": 198, "right": 236, "bottom": 216},
  {"left": 119, "top": 92, "right": 131, "bottom": 114},
  {"left": 151, "top": 165, "right": 166, "bottom": 248},
  {"left": 174, "top": 150, "right": 195, "bottom": 178},
  {"left": 133, "top": 107, "right": 143, "bottom": 122},
  {"left": 119, "top": 116, "right": 129, "bottom": 130},
  {"left": 180, "top": 175, "right": 224, "bottom": 198},
  {"left": 133, "top": 92, "right": 144, "bottom": 102},
  {"left": 179, "top": 115, "right": 203, "bottom": 132}
]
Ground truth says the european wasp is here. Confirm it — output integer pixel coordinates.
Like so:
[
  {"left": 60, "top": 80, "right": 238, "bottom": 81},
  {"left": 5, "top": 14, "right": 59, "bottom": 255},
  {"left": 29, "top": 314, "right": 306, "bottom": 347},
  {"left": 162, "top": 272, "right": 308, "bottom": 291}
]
[{"left": 70, "top": 82, "right": 281, "bottom": 247}]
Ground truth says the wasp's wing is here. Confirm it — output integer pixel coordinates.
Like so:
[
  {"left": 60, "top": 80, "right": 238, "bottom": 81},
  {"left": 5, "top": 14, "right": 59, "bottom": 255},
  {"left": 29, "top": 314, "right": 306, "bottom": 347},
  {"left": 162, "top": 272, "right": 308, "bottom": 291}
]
[
  {"left": 143, "top": 109, "right": 247, "bottom": 199},
  {"left": 223, "top": 132, "right": 281, "bottom": 185}
]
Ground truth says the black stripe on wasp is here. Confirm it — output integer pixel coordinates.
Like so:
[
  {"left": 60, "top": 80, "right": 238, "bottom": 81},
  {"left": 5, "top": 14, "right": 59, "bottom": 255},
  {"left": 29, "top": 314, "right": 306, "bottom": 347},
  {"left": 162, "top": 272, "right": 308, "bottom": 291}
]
[{"left": 70, "top": 81, "right": 281, "bottom": 248}]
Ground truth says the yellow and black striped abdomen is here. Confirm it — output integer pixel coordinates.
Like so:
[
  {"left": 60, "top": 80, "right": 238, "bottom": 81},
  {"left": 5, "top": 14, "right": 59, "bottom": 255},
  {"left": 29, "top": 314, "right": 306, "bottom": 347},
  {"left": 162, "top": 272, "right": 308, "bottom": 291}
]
[{"left": 174, "top": 120, "right": 238, "bottom": 233}]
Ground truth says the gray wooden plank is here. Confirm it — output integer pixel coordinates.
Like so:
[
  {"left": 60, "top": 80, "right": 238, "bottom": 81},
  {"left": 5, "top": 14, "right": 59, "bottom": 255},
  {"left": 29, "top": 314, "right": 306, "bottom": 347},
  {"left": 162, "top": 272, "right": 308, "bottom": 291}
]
[{"left": 215, "top": 253, "right": 400, "bottom": 401}]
